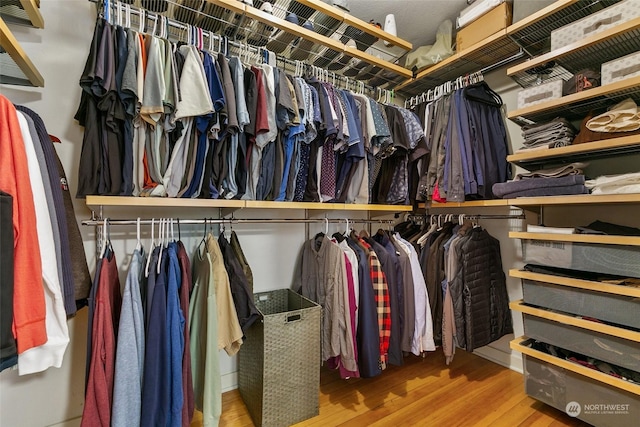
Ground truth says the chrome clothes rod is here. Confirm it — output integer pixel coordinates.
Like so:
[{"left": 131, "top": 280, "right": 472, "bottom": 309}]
[{"left": 82, "top": 218, "right": 394, "bottom": 226}]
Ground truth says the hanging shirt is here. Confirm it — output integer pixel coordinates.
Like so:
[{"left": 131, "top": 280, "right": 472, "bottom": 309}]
[
  {"left": 81, "top": 251, "right": 120, "bottom": 427},
  {"left": 166, "top": 243, "right": 185, "bottom": 427},
  {"left": 112, "top": 248, "right": 146, "bottom": 427},
  {"left": 141, "top": 250, "right": 169, "bottom": 427},
  {"left": 206, "top": 234, "right": 243, "bottom": 355},
  {"left": 190, "top": 244, "right": 221, "bottom": 427},
  {"left": 177, "top": 241, "right": 195, "bottom": 427}
]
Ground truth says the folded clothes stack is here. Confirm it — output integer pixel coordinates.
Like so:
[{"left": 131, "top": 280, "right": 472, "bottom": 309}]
[
  {"left": 492, "top": 162, "right": 589, "bottom": 198},
  {"left": 586, "top": 172, "right": 640, "bottom": 195},
  {"left": 517, "top": 117, "right": 576, "bottom": 152}
]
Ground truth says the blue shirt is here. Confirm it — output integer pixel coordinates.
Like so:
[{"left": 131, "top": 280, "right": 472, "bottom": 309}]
[{"left": 167, "top": 243, "right": 185, "bottom": 427}]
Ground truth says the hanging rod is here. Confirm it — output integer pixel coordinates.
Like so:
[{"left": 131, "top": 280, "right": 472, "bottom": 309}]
[
  {"left": 82, "top": 217, "right": 394, "bottom": 226},
  {"left": 407, "top": 213, "right": 526, "bottom": 221}
]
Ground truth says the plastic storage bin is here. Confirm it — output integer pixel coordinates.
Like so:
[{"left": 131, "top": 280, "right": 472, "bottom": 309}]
[{"left": 238, "top": 289, "right": 321, "bottom": 427}]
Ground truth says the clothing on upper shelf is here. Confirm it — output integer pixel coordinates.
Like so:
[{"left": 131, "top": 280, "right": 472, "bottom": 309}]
[
  {"left": 573, "top": 110, "right": 640, "bottom": 145},
  {"left": 492, "top": 162, "right": 589, "bottom": 199},
  {"left": 74, "top": 18, "right": 427, "bottom": 206},
  {"left": 413, "top": 81, "right": 511, "bottom": 202},
  {"left": 585, "top": 172, "right": 640, "bottom": 195},
  {"left": 586, "top": 98, "right": 640, "bottom": 133},
  {"left": 517, "top": 117, "right": 576, "bottom": 152},
  {"left": 492, "top": 175, "right": 588, "bottom": 199}
]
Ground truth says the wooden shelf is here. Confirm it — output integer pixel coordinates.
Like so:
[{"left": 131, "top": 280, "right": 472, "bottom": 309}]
[
  {"left": 429, "top": 200, "right": 511, "bottom": 208},
  {"left": 0, "top": 0, "right": 43, "bottom": 28},
  {"left": 510, "top": 336, "right": 640, "bottom": 396},
  {"left": 85, "top": 195, "right": 246, "bottom": 209},
  {"left": 86, "top": 195, "right": 412, "bottom": 213},
  {"left": 509, "top": 231, "right": 640, "bottom": 246},
  {"left": 0, "top": 17, "right": 43, "bottom": 87},
  {"left": 508, "top": 75, "right": 640, "bottom": 124},
  {"left": 506, "top": 135, "right": 640, "bottom": 166},
  {"left": 205, "top": 0, "right": 412, "bottom": 79},
  {"left": 510, "top": 300, "right": 640, "bottom": 342},
  {"left": 509, "top": 269, "right": 640, "bottom": 298},
  {"left": 507, "top": 17, "right": 640, "bottom": 84},
  {"left": 395, "top": 29, "right": 522, "bottom": 96},
  {"left": 509, "top": 193, "right": 640, "bottom": 209}
]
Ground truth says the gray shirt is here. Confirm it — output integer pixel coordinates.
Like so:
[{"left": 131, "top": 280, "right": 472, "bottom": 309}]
[{"left": 112, "top": 249, "right": 146, "bottom": 427}]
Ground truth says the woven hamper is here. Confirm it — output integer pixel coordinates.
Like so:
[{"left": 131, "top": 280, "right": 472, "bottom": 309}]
[{"left": 238, "top": 289, "right": 321, "bottom": 427}]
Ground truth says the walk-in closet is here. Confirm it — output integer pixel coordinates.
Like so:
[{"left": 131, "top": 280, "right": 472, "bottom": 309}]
[{"left": 1, "top": 1, "right": 638, "bottom": 426}]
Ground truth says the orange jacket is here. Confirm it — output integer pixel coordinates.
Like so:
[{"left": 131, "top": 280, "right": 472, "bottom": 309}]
[{"left": 0, "top": 95, "right": 47, "bottom": 353}]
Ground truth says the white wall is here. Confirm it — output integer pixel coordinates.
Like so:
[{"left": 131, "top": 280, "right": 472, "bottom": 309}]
[{"left": 5, "top": 1, "right": 633, "bottom": 426}]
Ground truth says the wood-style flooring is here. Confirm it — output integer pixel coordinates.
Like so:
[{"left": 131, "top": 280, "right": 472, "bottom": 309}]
[{"left": 192, "top": 350, "right": 589, "bottom": 426}]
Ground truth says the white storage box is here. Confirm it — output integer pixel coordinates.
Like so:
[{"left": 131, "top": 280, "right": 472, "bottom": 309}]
[
  {"left": 517, "top": 79, "right": 563, "bottom": 109},
  {"left": 550, "top": 0, "right": 640, "bottom": 51},
  {"left": 601, "top": 50, "right": 640, "bottom": 86}
]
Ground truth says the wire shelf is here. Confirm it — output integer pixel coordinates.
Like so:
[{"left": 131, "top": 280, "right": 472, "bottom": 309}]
[{"left": 508, "top": 0, "right": 623, "bottom": 57}]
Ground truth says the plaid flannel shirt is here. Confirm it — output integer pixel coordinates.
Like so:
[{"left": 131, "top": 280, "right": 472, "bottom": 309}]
[{"left": 360, "top": 239, "right": 391, "bottom": 369}]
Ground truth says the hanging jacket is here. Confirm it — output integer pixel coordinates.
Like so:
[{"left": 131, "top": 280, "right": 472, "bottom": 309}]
[{"left": 453, "top": 227, "right": 512, "bottom": 351}]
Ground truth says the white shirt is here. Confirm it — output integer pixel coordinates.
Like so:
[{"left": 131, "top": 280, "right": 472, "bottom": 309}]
[{"left": 16, "top": 111, "right": 70, "bottom": 375}]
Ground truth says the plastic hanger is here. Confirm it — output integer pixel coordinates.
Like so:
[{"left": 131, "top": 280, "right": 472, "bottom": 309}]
[
  {"left": 135, "top": 217, "right": 142, "bottom": 252},
  {"left": 157, "top": 218, "right": 165, "bottom": 274},
  {"left": 145, "top": 218, "right": 156, "bottom": 277}
]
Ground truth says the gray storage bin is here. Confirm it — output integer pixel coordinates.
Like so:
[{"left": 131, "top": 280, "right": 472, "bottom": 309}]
[
  {"left": 524, "top": 354, "right": 640, "bottom": 427},
  {"left": 522, "top": 239, "right": 640, "bottom": 278},
  {"left": 238, "top": 289, "right": 321, "bottom": 427},
  {"left": 524, "top": 314, "right": 640, "bottom": 372},
  {"left": 522, "top": 279, "right": 640, "bottom": 329}
]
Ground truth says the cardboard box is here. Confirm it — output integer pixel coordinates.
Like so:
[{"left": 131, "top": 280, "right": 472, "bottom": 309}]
[
  {"left": 601, "top": 50, "right": 640, "bottom": 86},
  {"left": 517, "top": 79, "right": 563, "bottom": 109},
  {"left": 456, "top": 1, "right": 512, "bottom": 52},
  {"left": 550, "top": 0, "right": 640, "bottom": 51}
]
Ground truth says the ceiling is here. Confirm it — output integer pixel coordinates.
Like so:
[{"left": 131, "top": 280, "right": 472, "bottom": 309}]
[{"left": 346, "top": 0, "right": 470, "bottom": 48}]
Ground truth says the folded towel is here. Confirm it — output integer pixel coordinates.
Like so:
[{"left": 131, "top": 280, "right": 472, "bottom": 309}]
[{"left": 492, "top": 175, "right": 586, "bottom": 198}]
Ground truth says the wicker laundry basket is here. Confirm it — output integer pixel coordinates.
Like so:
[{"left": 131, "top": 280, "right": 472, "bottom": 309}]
[{"left": 238, "top": 289, "right": 321, "bottom": 427}]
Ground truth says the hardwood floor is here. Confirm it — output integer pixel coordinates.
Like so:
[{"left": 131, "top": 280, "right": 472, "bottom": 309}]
[{"left": 193, "top": 350, "right": 589, "bottom": 426}]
